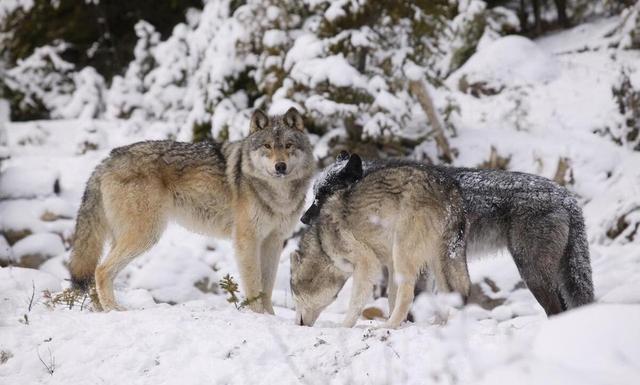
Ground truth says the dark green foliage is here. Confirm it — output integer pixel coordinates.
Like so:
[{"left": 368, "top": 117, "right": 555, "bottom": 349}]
[
  {"left": 192, "top": 121, "right": 213, "bottom": 143},
  {"left": 318, "top": 0, "right": 454, "bottom": 38},
  {"left": 220, "top": 274, "right": 241, "bottom": 307},
  {"left": 1, "top": 0, "right": 203, "bottom": 82},
  {"left": 219, "top": 274, "right": 264, "bottom": 310},
  {"left": 611, "top": 68, "right": 640, "bottom": 150},
  {"left": 3, "top": 87, "right": 48, "bottom": 121},
  {"left": 449, "top": 11, "right": 487, "bottom": 73}
]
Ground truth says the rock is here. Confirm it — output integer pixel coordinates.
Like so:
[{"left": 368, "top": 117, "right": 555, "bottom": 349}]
[
  {"left": 362, "top": 306, "right": 385, "bottom": 320},
  {"left": 0, "top": 235, "right": 14, "bottom": 267},
  {"left": 0, "top": 229, "right": 32, "bottom": 245}
]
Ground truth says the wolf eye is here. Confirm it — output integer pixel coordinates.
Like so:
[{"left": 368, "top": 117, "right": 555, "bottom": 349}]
[
  {"left": 264, "top": 143, "right": 271, "bottom": 149},
  {"left": 285, "top": 143, "right": 293, "bottom": 149}
]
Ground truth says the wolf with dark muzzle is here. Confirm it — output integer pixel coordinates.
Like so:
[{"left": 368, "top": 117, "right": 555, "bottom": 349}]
[
  {"left": 69, "top": 108, "right": 315, "bottom": 313},
  {"left": 291, "top": 153, "right": 471, "bottom": 328},
  {"left": 299, "top": 155, "right": 594, "bottom": 318}
]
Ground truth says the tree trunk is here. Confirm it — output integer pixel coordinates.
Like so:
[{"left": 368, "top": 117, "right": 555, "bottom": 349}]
[
  {"left": 532, "top": 0, "right": 542, "bottom": 35},
  {"left": 518, "top": 0, "right": 529, "bottom": 32},
  {"left": 553, "top": 157, "right": 573, "bottom": 186},
  {"left": 553, "top": 0, "right": 570, "bottom": 28}
]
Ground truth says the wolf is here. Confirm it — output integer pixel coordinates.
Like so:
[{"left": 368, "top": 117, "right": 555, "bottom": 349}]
[
  {"left": 434, "top": 165, "right": 594, "bottom": 314},
  {"left": 300, "top": 155, "right": 594, "bottom": 318},
  {"left": 69, "top": 108, "right": 315, "bottom": 313},
  {"left": 290, "top": 153, "right": 471, "bottom": 328}
]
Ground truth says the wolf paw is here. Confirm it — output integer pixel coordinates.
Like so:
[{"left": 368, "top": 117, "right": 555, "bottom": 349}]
[
  {"left": 246, "top": 301, "right": 265, "bottom": 314},
  {"left": 341, "top": 316, "right": 358, "bottom": 328},
  {"left": 100, "top": 302, "right": 126, "bottom": 312},
  {"left": 378, "top": 320, "right": 402, "bottom": 329}
]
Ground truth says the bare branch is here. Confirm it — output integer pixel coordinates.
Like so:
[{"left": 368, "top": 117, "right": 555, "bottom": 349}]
[
  {"left": 409, "top": 79, "right": 454, "bottom": 163},
  {"left": 37, "top": 347, "right": 55, "bottom": 376},
  {"left": 553, "top": 157, "right": 573, "bottom": 186},
  {"left": 28, "top": 280, "right": 36, "bottom": 312}
]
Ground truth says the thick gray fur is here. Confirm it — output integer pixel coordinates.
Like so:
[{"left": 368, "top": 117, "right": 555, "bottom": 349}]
[{"left": 307, "top": 158, "right": 594, "bottom": 315}]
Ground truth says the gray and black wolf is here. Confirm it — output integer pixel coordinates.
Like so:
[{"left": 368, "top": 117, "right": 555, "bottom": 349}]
[
  {"left": 436, "top": 164, "right": 594, "bottom": 314},
  {"left": 295, "top": 154, "right": 594, "bottom": 326},
  {"left": 291, "top": 153, "right": 471, "bottom": 328},
  {"left": 69, "top": 108, "right": 315, "bottom": 313}
]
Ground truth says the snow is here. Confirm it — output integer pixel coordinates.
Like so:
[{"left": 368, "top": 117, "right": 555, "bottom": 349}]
[
  {"left": 448, "top": 35, "right": 559, "bottom": 88},
  {"left": 263, "top": 29, "right": 288, "bottom": 48},
  {"left": 532, "top": 305, "right": 640, "bottom": 380},
  {"left": 0, "top": 8, "right": 639, "bottom": 385},
  {"left": 284, "top": 34, "right": 324, "bottom": 70},
  {"left": 290, "top": 55, "right": 368, "bottom": 89},
  {"left": 2, "top": 266, "right": 637, "bottom": 385}
]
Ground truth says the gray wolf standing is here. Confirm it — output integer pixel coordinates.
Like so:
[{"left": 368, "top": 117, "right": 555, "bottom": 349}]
[
  {"left": 291, "top": 153, "right": 471, "bottom": 328},
  {"left": 69, "top": 108, "right": 315, "bottom": 313},
  {"left": 301, "top": 157, "right": 594, "bottom": 317},
  {"left": 435, "top": 165, "right": 594, "bottom": 314}
]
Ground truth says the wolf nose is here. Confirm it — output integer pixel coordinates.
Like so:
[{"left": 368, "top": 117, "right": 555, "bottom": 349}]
[{"left": 275, "top": 162, "right": 287, "bottom": 174}]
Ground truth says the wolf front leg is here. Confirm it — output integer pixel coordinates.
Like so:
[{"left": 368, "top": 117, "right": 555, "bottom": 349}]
[
  {"left": 233, "top": 213, "right": 264, "bottom": 313},
  {"left": 260, "top": 231, "right": 285, "bottom": 315},
  {"left": 342, "top": 257, "right": 379, "bottom": 327}
]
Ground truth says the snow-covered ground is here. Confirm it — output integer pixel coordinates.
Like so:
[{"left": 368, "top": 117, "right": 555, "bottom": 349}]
[{"left": 1, "top": 17, "right": 640, "bottom": 385}]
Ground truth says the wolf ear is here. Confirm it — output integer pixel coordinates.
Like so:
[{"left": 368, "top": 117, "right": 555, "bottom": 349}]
[
  {"left": 336, "top": 150, "right": 350, "bottom": 162},
  {"left": 250, "top": 109, "right": 268, "bottom": 133},
  {"left": 284, "top": 107, "right": 304, "bottom": 131},
  {"left": 343, "top": 154, "right": 363, "bottom": 182}
]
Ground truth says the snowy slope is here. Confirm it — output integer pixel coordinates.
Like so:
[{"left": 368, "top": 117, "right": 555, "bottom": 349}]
[{"left": 1, "top": 16, "right": 640, "bottom": 385}]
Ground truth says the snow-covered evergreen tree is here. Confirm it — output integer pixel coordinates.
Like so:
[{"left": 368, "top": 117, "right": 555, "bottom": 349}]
[
  {"left": 106, "top": 21, "right": 160, "bottom": 120},
  {"left": 2, "top": 43, "right": 75, "bottom": 119}
]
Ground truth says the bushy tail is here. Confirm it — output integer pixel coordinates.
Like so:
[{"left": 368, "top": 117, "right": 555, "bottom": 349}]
[
  {"left": 69, "top": 172, "right": 107, "bottom": 291},
  {"left": 560, "top": 203, "right": 595, "bottom": 308}
]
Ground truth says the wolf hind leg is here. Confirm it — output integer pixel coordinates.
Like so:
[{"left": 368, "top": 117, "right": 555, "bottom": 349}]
[
  {"left": 508, "top": 212, "right": 569, "bottom": 316},
  {"left": 95, "top": 222, "right": 164, "bottom": 311},
  {"left": 96, "top": 178, "right": 167, "bottom": 311},
  {"left": 387, "top": 265, "right": 398, "bottom": 313},
  {"left": 385, "top": 272, "right": 417, "bottom": 329},
  {"left": 384, "top": 224, "right": 428, "bottom": 328},
  {"left": 440, "top": 218, "right": 471, "bottom": 301}
]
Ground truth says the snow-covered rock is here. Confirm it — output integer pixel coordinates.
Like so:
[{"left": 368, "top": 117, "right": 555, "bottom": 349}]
[
  {"left": 0, "top": 234, "right": 13, "bottom": 265},
  {"left": 448, "top": 35, "right": 559, "bottom": 91},
  {"left": 0, "top": 165, "right": 59, "bottom": 199},
  {"left": 11, "top": 233, "right": 65, "bottom": 268}
]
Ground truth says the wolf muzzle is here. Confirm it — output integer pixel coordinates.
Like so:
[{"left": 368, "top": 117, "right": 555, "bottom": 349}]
[{"left": 300, "top": 203, "right": 320, "bottom": 224}]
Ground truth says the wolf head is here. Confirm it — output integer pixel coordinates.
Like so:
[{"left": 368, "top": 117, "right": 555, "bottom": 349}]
[
  {"left": 246, "top": 107, "right": 313, "bottom": 180},
  {"left": 300, "top": 151, "right": 363, "bottom": 225},
  {"left": 290, "top": 246, "right": 349, "bottom": 326}
]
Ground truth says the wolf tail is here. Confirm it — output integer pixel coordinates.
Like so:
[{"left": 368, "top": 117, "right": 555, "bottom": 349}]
[
  {"left": 559, "top": 201, "right": 594, "bottom": 309},
  {"left": 68, "top": 170, "right": 107, "bottom": 291}
]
